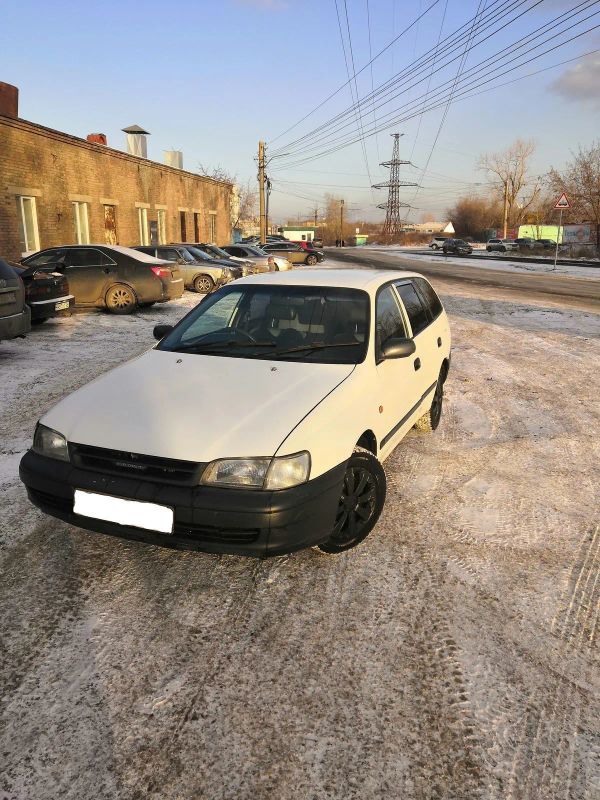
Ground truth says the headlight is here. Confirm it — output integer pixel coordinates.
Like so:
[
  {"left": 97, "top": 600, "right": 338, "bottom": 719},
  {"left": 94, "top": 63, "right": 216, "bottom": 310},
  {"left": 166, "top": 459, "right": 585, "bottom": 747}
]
[
  {"left": 201, "top": 452, "right": 310, "bottom": 490},
  {"left": 33, "top": 423, "right": 70, "bottom": 462}
]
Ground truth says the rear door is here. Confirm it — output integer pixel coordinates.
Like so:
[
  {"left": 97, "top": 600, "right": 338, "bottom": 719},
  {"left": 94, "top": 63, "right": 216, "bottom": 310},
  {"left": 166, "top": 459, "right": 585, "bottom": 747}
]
[
  {"left": 395, "top": 280, "right": 440, "bottom": 395},
  {"left": 64, "top": 247, "right": 116, "bottom": 304}
]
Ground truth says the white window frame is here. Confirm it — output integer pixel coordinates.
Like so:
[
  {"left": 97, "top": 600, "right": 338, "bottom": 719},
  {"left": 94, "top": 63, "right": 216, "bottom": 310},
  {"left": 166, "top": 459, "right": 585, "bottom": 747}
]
[
  {"left": 72, "top": 201, "right": 90, "bottom": 244},
  {"left": 138, "top": 207, "right": 149, "bottom": 246},
  {"left": 157, "top": 209, "right": 167, "bottom": 245},
  {"left": 18, "top": 196, "right": 41, "bottom": 253}
]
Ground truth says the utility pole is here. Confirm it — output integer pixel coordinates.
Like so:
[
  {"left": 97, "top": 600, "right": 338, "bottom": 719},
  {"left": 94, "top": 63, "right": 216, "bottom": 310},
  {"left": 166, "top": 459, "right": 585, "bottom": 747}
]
[
  {"left": 258, "top": 140, "right": 266, "bottom": 245},
  {"left": 340, "top": 199, "right": 345, "bottom": 245},
  {"left": 314, "top": 206, "right": 318, "bottom": 227},
  {"left": 502, "top": 179, "right": 509, "bottom": 239}
]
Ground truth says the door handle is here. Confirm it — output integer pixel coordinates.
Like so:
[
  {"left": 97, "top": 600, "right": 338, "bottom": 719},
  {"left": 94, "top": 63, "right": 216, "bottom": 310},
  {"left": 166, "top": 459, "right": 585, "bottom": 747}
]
[
  {"left": 414, "top": 357, "right": 421, "bottom": 371},
  {"left": 103, "top": 268, "right": 111, "bottom": 274},
  {"left": 437, "top": 337, "right": 442, "bottom": 347}
]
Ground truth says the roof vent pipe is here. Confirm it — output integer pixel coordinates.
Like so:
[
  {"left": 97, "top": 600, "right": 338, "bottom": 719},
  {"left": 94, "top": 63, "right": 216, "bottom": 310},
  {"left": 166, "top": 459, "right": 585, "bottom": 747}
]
[
  {"left": 122, "top": 124, "right": 150, "bottom": 158},
  {"left": 164, "top": 150, "right": 183, "bottom": 169}
]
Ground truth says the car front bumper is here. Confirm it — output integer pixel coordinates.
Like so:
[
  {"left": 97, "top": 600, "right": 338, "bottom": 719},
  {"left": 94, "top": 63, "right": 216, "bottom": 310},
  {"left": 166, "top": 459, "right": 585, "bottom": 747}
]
[
  {"left": 19, "top": 450, "right": 346, "bottom": 557},
  {"left": 0, "top": 306, "right": 31, "bottom": 339}
]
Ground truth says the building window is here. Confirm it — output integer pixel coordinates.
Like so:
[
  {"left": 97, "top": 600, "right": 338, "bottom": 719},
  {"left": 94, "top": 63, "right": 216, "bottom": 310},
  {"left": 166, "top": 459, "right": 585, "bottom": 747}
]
[
  {"left": 72, "top": 202, "right": 90, "bottom": 244},
  {"left": 180, "top": 211, "right": 187, "bottom": 242},
  {"left": 138, "top": 207, "right": 149, "bottom": 245},
  {"left": 157, "top": 209, "right": 167, "bottom": 244},
  {"left": 193, "top": 212, "right": 200, "bottom": 243},
  {"left": 18, "top": 196, "right": 40, "bottom": 253},
  {"left": 208, "top": 213, "right": 216, "bottom": 243},
  {"left": 104, "top": 205, "right": 117, "bottom": 245}
]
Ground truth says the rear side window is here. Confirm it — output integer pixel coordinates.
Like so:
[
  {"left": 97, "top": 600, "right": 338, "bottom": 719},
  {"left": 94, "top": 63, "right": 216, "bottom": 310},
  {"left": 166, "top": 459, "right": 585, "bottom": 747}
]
[
  {"left": 413, "top": 278, "right": 443, "bottom": 320},
  {"left": 395, "top": 282, "right": 430, "bottom": 336},
  {"left": 66, "top": 248, "right": 110, "bottom": 267}
]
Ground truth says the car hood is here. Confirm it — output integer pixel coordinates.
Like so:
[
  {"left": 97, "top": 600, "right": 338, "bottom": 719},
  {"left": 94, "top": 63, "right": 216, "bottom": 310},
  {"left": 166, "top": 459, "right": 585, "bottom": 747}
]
[{"left": 42, "top": 350, "right": 355, "bottom": 462}]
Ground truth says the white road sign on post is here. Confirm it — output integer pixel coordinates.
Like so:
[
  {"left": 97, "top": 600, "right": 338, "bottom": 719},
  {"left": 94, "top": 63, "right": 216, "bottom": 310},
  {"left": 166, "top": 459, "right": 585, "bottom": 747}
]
[{"left": 553, "top": 192, "right": 570, "bottom": 269}]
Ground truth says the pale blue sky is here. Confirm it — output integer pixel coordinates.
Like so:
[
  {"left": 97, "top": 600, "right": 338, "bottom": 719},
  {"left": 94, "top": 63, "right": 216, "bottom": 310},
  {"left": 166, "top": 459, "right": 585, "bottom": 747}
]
[{"left": 1, "top": 0, "right": 598, "bottom": 222}]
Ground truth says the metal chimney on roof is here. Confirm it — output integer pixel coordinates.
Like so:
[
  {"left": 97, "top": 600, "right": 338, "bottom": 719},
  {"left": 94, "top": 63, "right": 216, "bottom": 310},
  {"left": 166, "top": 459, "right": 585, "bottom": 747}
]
[
  {"left": 122, "top": 124, "right": 150, "bottom": 158},
  {"left": 164, "top": 150, "right": 183, "bottom": 169}
]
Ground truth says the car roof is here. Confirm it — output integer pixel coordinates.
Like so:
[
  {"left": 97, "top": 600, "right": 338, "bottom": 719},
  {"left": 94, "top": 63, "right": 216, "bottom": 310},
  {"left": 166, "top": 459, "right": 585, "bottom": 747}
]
[{"left": 234, "top": 268, "right": 424, "bottom": 293}]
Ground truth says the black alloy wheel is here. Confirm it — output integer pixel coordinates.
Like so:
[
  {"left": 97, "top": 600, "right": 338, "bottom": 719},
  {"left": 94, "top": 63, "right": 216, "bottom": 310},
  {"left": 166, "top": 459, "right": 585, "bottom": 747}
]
[
  {"left": 317, "top": 448, "right": 386, "bottom": 554},
  {"left": 105, "top": 284, "right": 137, "bottom": 314}
]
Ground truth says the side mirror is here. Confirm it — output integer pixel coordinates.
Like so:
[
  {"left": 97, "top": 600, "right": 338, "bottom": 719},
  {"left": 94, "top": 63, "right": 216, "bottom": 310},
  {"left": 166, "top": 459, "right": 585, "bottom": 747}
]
[
  {"left": 381, "top": 337, "right": 416, "bottom": 360},
  {"left": 153, "top": 324, "right": 173, "bottom": 341}
]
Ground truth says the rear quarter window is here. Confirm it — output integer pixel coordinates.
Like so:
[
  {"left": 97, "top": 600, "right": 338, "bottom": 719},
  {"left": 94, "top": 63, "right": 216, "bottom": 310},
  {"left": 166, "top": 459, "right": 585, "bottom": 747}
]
[{"left": 413, "top": 278, "right": 443, "bottom": 320}]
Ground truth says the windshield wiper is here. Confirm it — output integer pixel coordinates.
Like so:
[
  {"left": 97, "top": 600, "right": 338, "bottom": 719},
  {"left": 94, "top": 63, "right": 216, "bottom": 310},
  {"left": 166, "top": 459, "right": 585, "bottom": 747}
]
[
  {"left": 172, "top": 339, "right": 277, "bottom": 353},
  {"left": 260, "top": 341, "right": 362, "bottom": 357}
]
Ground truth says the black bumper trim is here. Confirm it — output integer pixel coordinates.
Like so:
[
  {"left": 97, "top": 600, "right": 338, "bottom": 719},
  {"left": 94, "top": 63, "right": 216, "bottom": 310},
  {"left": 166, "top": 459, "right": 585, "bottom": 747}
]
[{"left": 20, "top": 450, "right": 346, "bottom": 557}]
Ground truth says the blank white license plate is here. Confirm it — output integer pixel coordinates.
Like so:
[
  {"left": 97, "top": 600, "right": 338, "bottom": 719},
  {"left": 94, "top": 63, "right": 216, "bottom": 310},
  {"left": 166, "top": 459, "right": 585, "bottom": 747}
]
[
  {"left": 73, "top": 490, "right": 173, "bottom": 534},
  {"left": 55, "top": 300, "right": 70, "bottom": 310}
]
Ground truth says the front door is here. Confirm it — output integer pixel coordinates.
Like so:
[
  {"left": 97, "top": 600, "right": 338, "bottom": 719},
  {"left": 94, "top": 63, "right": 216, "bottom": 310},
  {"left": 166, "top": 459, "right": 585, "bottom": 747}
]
[
  {"left": 104, "top": 205, "right": 117, "bottom": 245},
  {"left": 374, "top": 284, "right": 424, "bottom": 455},
  {"left": 64, "top": 248, "right": 115, "bottom": 304}
]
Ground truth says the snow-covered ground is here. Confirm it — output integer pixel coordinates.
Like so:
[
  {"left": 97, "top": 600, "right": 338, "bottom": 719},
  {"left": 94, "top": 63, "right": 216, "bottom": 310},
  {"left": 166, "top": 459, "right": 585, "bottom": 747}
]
[
  {"left": 1, "top": 279, "right": 599, "bottom": 800},
  {"left": 354, "top": 245, "right": 600, "bottom": 278}
]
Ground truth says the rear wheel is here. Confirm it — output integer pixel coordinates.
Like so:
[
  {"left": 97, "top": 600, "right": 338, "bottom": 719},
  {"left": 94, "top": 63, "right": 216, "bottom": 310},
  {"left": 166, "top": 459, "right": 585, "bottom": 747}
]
[
  {"left": 414, "top": 375, "right": 444, "bottom": 432},
  {"left": 193, "top": 274, "right": 215, "bottom": 294},
  {"left": 316, "top": 447, "right": 386, "bottom": 554},
  {"left": 105, "top": 284, "right": 137, "bottom": 314},
  {"left": 306, "top": 254, "right": 318, "bottom": 266}
]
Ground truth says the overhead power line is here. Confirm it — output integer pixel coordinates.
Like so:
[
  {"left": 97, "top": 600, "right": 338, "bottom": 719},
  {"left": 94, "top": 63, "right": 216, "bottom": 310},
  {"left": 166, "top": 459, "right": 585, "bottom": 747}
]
[{"left": 271, "top": 8, "right": 599, "bottom": 168}]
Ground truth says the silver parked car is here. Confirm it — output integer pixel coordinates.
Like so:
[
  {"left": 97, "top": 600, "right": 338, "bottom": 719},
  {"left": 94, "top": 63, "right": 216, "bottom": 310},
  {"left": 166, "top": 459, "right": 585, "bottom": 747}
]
[
  {"left": 486, "top": 238, "right": 519, "bottom": 253},
  {"left": 135, "top": 245, "right": 234, "bottom": 293},
  {"left": 221, "top": 244, "right": 292, "bottom": 272}
]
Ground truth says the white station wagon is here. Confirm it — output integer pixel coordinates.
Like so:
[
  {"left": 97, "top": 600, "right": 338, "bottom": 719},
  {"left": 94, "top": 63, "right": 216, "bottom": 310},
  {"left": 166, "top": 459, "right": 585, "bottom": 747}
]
[{"left": 20, "top": 269, "right": 451, "bottom": 556}]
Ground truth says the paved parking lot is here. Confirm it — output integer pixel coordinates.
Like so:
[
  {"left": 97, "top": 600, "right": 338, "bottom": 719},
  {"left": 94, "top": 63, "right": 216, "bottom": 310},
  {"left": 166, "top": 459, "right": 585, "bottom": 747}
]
[{"left": 1, "top": 276, "right": 599, "bottom": 800}]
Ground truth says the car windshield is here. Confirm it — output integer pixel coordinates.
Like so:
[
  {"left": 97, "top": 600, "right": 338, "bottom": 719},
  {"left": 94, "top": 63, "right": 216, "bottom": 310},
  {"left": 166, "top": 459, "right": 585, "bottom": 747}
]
[
  {"left": 206, "top": 245, "right": 231, "bottom": 259},
  {"left": 157, "top": 284, "right": 370, "bottom": 364},
  {"left": 183, "top": 246, "right": 213, "bottom": 262}
]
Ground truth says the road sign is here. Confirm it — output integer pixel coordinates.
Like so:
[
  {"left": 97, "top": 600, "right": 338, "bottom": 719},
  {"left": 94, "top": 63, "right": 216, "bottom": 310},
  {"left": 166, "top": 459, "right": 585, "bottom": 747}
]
[{"left": 554, "top": 192, "right": 570, "bottom": 209}]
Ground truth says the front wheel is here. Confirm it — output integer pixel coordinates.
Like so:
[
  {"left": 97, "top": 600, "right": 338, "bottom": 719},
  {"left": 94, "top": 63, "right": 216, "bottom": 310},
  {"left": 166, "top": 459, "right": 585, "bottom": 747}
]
[
  {"left": 316, "top": 448, "right": 386, "bottom": 554},
  {"left": 193, "top": 274, "right": 215, "bottom": 294},
  {"left": 105, "top": 284, "right": 137, "bottom": 314},
  {"left": 305, "top": 254, "right": 318, "bottom": 266}
]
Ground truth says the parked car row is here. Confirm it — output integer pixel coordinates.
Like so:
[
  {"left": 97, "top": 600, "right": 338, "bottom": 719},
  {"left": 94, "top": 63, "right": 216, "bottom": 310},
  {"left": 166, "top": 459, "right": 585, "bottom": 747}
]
[
  {"left": 0, "top": 236, "right": 322, "bottom": 343},
  {"left": 486, "top": 237, "right": 556, "bottom": 252}
]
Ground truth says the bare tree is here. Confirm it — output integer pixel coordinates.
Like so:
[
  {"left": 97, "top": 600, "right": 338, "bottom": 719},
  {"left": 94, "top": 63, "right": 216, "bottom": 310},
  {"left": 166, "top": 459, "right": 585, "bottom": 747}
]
[
  {"left": 478, "top": 139, "right": 542, "bottom": 233},
  {"left": 547, "top": 141, "right": 600, "bottom": 249},
  {"left": 197, "top": 163, "right": 234, "bottom": 183},
  {"left": 446, "top": 195, "right": 502, "bottom": 240},
  {"left": 198, "top": 164, "right": 257, "bottom": 228}
]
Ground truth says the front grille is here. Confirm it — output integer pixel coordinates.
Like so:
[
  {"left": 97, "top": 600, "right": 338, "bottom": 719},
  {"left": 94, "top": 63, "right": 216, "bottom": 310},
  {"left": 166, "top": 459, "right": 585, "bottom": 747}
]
[
  {"left": 173, "top": 522, "right": 260, "bottom": 544},
  {"left": 70, "top": 443, "right": 204, "bottom": 485},
  {"left": 29, "top": 487, "right": 73, "bottom": 513}
]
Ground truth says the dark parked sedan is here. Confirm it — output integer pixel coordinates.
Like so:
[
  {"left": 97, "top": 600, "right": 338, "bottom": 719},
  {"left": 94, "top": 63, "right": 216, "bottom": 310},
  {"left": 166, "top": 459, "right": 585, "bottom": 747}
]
[
  {"left": 442, "top": 238, "right": 473, "bottom": 255},
  {"left": 12, "top": 263, "right": 74, "bottom": 323},
  {"left": 535, "top": 238, "right": 556, "bottom": 249},
  {"left": 21, "top": 245, "right": 183, "bottom": 313},
  {"left": 0, "top": 259, "right": 30, "bottom": 341}
]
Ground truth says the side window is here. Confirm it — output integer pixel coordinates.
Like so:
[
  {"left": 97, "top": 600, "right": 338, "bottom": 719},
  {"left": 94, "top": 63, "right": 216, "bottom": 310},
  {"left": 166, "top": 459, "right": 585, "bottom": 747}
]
[
  {"left": 24, "top": 248, "right": 66, "bottom": 267},
  {"left": 376, "top": 285, "right": 407, "bottom": 357},
  {"left": 159, "top": 248, "right": 180, "bottom": 262},
  {"left": 413, "top": 278, "right": 443, "bottom": 320},
  {"left": 65, "top": 248, "right": 105, "bottom": 267},
  {"left": 395, "top": 282, "right": 430, "bottom": 336},
  {"left": 228, "top": 247, "right": 242, "bottom": 257}
]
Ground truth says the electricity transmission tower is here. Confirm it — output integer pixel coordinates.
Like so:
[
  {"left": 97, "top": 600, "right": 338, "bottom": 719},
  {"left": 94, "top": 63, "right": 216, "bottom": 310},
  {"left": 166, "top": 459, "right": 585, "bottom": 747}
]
[{"left": 372, "top": 133, "right": 418, "bottom": 235}]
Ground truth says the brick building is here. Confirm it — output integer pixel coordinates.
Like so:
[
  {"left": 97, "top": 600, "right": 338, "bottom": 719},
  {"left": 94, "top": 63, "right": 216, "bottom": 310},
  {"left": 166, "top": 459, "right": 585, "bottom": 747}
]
[{"left": 0, "top": 82, "right": 233, "bottom": 261}]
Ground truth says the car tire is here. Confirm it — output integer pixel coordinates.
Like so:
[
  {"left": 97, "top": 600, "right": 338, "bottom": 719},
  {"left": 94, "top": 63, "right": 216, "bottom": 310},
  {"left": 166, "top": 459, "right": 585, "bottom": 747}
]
[
  {"left": 105, "top": 284, "right": 137, "bottom": 314},
  {"left": 306, "top": 254, "right": 318, "bottom": 266},
  {"left": 315, "top": 447, "right": 386, "bottom": 555},
  {"left": 486, "top": 247, "right": 492, "bottom": 252},
  {"left": 193, "top": 274, "right": 215, "bottom": 294},
  {"left": 414, "top": 375, "right": 444, "bottom": 432},
  {"left": 431, "top": 244, "right": 438, "bottom": 250},
  {"left": 500, "top": 246, "right": 506, "bottom": 253}
]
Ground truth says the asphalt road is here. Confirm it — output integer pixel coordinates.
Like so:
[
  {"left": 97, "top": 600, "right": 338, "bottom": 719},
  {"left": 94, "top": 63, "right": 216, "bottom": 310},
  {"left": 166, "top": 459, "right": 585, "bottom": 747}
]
[{"left": 326, "top": 248, "right": 600, "bottom": 305}]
